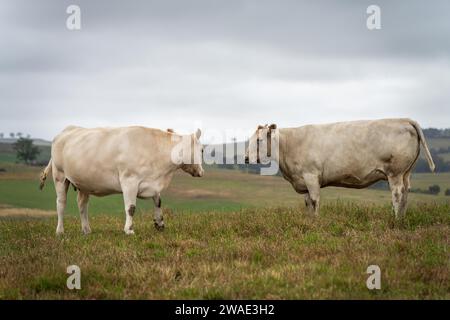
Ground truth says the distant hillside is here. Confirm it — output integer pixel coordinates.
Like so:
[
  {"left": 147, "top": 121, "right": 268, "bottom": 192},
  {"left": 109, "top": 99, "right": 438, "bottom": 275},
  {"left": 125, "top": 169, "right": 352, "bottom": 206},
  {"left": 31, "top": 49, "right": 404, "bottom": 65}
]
[
  {"left": 423, "top": 128, "right": 450, "bottom": 139},
  {"left": 0, "top": 138, "right": 51, "bottom": 147}
]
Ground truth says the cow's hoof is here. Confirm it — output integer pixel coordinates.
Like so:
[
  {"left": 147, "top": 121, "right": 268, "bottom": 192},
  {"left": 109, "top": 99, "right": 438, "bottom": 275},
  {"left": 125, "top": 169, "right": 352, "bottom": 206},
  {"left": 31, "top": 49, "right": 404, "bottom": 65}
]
[
  {"left": 154, "top": 222, "right": 165, "bottom": 231},
  {"left": 124, "top": 229, "right": 135, "bottom": 235},
  {"left": 56, "top": 229, "right": 64, "bottom": 236},
  {"left": 82, "top": 227, "right": 92, "bottom": 235}
]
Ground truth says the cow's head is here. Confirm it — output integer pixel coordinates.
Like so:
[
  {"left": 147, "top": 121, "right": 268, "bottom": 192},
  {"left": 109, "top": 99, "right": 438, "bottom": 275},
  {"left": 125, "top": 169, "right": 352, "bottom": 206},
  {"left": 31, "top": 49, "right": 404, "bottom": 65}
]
[
  {"left": 244, "top": 124, "right": 277, "bottom": 164},
  {"left": 180, "top": 129, "right": 204, "bottom": 177}
]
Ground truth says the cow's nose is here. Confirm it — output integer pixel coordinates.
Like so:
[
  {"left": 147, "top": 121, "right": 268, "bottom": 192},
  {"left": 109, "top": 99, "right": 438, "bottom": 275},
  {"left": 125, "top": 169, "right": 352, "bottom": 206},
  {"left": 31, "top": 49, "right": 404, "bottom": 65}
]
[{"left": 197, "top": 170, "right": 204, "bottom": 177}]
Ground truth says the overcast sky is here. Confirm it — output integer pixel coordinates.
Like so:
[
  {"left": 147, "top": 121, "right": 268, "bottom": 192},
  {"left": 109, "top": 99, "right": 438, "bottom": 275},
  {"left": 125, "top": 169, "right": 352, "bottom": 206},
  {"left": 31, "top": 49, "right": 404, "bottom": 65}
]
[{"left": 0, "top": 0, "right": 449, "bottom": 142}]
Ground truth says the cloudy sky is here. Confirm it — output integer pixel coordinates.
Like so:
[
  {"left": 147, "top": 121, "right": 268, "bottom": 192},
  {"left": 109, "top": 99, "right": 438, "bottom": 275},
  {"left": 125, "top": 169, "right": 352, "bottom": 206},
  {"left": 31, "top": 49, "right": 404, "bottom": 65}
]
[{"left": 0, "top": 0, "right": 449, "bottom": 142}]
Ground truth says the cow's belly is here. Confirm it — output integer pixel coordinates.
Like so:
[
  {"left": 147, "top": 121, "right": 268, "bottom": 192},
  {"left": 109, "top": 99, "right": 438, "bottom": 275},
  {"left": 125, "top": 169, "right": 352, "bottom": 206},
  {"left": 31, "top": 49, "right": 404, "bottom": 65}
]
[
  {"left": 65, "top": 169, "right": 122, "bottom": 196},
  {"left": 137, "top": 176, "right": 173, "bottom": 199},
  {"left": 66, "top": 176, "right": 170, "bottom": 199},
  {"left": 323, "top": 168, "right": 387, "bottom": 189},
  {"left": 69, "top": 177, "right": 122, "bottom": 196}
]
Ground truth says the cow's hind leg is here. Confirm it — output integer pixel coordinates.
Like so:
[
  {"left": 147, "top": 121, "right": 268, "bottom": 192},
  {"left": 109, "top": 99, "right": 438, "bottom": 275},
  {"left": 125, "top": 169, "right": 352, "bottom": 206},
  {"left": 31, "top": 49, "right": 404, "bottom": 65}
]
[
  {"left": 403, "top": 170, "right": 412, "bottom": 193},
  {"left": 153, "top": 194, "right": 164, "bottom": 231},
  {"left": 401, "top": 170, "right": 412, "bottom": 215},
  {"left": 121, "top": 182, "right": 138, "bottom": 235},
  {"left": 388, "top": 175, "right": 408, "bottom": 219},
  {"left": 77, "top": 191, "right": 91, "bottom": 235},
  {"left": 54, "top": 176, "right": 70, "bottom": 235},
  {"left": 303, "top": 174, "right": 321, "bottom": 216}
]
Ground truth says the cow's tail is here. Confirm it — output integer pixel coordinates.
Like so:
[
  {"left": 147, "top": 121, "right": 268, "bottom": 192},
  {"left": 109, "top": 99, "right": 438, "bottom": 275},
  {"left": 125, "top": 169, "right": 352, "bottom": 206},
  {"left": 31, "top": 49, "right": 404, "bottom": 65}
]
[
  {"left": 39, "top": 159, "right": 52, "bottom": 190},
  {"left": 409, "top": 120, "right": 435, "bottom": 172}
]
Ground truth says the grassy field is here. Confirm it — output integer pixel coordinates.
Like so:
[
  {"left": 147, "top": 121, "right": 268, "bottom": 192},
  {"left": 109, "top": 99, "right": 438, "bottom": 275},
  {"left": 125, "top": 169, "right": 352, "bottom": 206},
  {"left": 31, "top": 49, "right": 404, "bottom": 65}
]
[
  {"left": 0, "top": 162, "right": 449, "bottom": 299},
  {"left": 428, "top": 138, "right": 450, "bottom": 163},
  {"left": 429, "top": 138, "right": 450, "bottom": 149},
  {"left": 0, "top": 203, "right": 448, "bottom": 299}
]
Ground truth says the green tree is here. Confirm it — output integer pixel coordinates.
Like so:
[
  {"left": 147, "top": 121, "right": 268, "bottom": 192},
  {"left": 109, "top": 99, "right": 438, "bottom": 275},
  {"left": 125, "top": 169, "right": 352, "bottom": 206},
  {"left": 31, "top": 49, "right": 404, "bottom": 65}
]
[{"left": 13, "top": 137, "right": 40, "bottom": 165}]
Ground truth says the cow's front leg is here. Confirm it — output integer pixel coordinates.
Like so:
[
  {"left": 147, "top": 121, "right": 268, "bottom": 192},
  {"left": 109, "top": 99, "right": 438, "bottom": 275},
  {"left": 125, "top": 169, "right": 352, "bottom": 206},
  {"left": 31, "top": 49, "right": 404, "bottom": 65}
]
[
  {"left": 303, "top": 174, "right": 321, "bottom": 216},
  {"left": 122, "top": 183, "right": 138, "bottom": 235},
  {"left": 304, "top": 193, "right": 314, "bottom": 213},
  {"left": 153, "top": 194, "right": 164, "bottom": 231}
]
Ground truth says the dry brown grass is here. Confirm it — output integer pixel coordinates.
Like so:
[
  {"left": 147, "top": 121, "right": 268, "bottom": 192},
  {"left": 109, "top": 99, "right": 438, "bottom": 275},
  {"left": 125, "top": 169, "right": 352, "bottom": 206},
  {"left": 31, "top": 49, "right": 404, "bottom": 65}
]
[
  {"left": 0, "top": 208, "right": 55, "bottom": 218},
  {"left": 169, "top": 187, "right": 233, "bottom": 199}
]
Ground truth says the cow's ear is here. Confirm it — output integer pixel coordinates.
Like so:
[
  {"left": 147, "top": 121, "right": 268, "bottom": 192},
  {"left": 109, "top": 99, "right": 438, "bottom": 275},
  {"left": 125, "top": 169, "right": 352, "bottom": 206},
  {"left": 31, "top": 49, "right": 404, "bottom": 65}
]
[
  {"left": 195, "top": 129, "right": 202, "bottom": 139},
  {"left": 269, "top": 124, "right": 277, "bottom": 130},
  {"left": 257, "top": 125, "right": 264, "bottom": 130}
]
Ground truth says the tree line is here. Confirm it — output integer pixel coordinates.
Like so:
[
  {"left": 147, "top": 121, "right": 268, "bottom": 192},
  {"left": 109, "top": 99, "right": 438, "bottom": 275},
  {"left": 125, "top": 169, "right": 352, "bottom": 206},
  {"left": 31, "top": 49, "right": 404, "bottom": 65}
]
[{"left": 423, "top": 128, "right": 450, "bottom": 139}]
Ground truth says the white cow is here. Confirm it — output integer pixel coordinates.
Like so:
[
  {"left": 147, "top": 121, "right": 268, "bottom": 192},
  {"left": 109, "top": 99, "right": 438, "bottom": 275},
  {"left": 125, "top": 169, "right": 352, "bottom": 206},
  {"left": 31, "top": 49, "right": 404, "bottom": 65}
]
[
  {"left": 40, "top": 126, "right": 204, "bottom": 235},
  {"left": 245, "top": 119, "right": 435, "bottom": 218}
]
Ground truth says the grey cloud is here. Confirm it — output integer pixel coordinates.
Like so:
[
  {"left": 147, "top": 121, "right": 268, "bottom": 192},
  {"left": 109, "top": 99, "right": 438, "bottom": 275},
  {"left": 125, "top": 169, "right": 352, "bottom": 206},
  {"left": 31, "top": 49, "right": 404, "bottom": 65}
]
[{"left": 0, "top": 0, "right": 449, "bottom": 141}]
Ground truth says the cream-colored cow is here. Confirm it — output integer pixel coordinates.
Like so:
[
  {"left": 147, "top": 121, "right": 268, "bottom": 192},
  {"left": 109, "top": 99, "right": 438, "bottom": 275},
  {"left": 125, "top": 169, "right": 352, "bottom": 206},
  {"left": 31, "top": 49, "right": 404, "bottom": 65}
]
[
  {"left": 245, "top": 119, "right": 435, "bottom": 218},
  {"left": 40, "top": 126, "right": 204, "bottom": 235}
]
